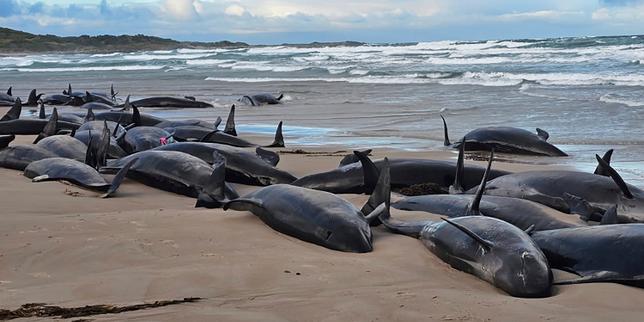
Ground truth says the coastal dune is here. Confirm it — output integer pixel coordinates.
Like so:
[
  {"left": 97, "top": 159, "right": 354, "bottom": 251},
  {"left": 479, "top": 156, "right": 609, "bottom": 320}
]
[{"left": 1, "top": 128, "right": 643, "bottom": 321}]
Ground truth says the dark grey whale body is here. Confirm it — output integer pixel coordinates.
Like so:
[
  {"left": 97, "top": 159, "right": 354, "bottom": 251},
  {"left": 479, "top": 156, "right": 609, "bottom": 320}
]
[
  {"left": 441, "top": 116, "right": 567, "bottom": 156},
  {"left": 102, "top": 150, "right": 234, "bottom": 206},
  {"left": 393, "top": 194, "right": 582, "bottom": 231},
  {"left": 154, "top": 142, "right": 296, "bottom": 185},
  {"left": 292, "top": 158, "right": 509, "bottom": 194},
  {"left": 128, "top": 97, "right": 213, "bottom": 108},
  {"left": 24, "top": 157, "right": 135, "bottom": 197},
  {"left": 532, "top": 224, "right": 644, "bottom": 287}
]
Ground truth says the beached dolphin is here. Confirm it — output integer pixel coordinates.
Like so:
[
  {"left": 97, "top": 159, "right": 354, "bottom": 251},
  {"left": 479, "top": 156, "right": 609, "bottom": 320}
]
[
  {"left": 154, "top": 142, "right": 296, "bottom": 185},
  {"left": 222, "top": 153, "right": 390, "bottom": 253},
  {"left": 441, "top": 115, "right": 567, "bottom": 156},
  {"left": 125, "top": 96, "right": 213, "bottom": 108},
  {"left": 0, "top": 135, "right": 15, "bottom": 149},
  {"left": 1, "top": 90, "right": 41, "bottom": 107},
  {"left": 95, "top": 107, "right": 165, "bottom": 126},
  {"left": 36, "top": 135, "right": 88, "bottom": 162},
  {"left": 83, "top": 91, "right": 115, "bottom": 106},
  {"left": 73, "top": 130, "right": 127, "bottom": 159},
  {"left": 379, "top": 152, "right": 552, "bottom": 297},
  {"left": 0, "top": 145, "right": 59, "bottom": 170},
  {"left": 78, "top": 120, "right": 126, "bottom": 138},
  {"left": 0, "top": 104, "right": 80, "bottom": 136},
  {"left": 80, "top": 102, "right": 113, "bottom": 110},
  {"left": 392, "top": 148, "right": 583, "bottom": 231},
  {"left": 532, "top": 223, "right": 644, "bottom": 288},
  {"left": 239, "top": 93, "right": 284, "bottom": 106},
  {"left": 101, "top": 150, "right": 236, "bottom": 206},
  {"left": 24, "top": 157, "right": 136, "bottom": 198},
  {"left": 172, "top": 121, "right": 285, "bottom": 148},
  {"left": 120, "top": 126, "right": 173, "bottom": 153},
  {"left": 292, "top": 155, "right": 509, "bottom": 194},
  {"left": 154, "top": 117, "right": 221, "bottom": 130},
  {"left": 469, "top": 154, "right": 644, "bottom": 223}
]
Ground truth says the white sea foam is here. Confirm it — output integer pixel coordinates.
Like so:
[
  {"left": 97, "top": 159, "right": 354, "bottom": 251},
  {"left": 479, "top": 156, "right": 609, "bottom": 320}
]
[
  {"left": 0, "top": 65, "right": 165, "bottom": 72},
  {"left": 599, "top": 94, "right": 644, "bottom": 107}
]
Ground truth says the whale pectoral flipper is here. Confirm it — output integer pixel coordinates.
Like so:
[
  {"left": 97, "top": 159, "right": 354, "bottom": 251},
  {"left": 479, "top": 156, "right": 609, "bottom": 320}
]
[
  {"left": 523, "top": 191, "right": 570, "bottom": 213},
  {"left": 599, "top": 205, "right": 619, "bottom": 225},
  {"left": 553, "top": 272, "right": 638, "bottom": 286},
  {"left": 223, "top": 198, "right": 264, "bottom": 212},
  {"left": 524, "top": 224, "right": 536, "bottom": 235},
  {"left": 441, "top": 218, "right": 494, "bottom": 250},
  {"left": 563, "top": 193, "right": 603, "bottom": 221},
  {"left": 32, "top": 175, "right": 51, "bottom": 182},
  {"left": 102, "top": 157, "right": 138, "bottom": 198},
  {"left": 536, "top": 128, "right": 549, "bottom": 141},
  {"left": 364, "top": 203, "right": 388, "bottom": 224}
]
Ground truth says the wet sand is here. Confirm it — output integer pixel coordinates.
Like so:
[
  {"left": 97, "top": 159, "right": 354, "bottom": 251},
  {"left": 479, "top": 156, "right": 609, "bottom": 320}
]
[{"left": 1, "top": 109, "right": 644, "bottom": 321}]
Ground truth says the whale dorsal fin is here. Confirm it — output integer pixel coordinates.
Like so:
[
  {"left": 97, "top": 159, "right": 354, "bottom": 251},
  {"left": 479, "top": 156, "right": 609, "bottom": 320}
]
[
  {"left": 131, "top": 105, "right": 141, "bottom": 127},
  {"left": 265, "top": 121, "right": 284, "bottom": 148},
  {"left": 361, "top": 157, "right": 391, "bottom": 226},
  {"left": 277, "top": 93, "right": 284, "bottom": 101},
  {"left": 600, "top": 205, "right": 619, "bottom": 225},
  {"left": 594, "top": 149, "right": 614, "bottom": 176},
  {"left": 442, "top": 218, "right": 494, "bottom": 250},
  {"left": 6, "top": 86, "right": 11, "bottom": 96},
  {"left": 110, "top": 84, "right": 118, "bottom": 101},
  {"left": 595, "top": 154, "right": 633, "bottom": 199},
  {"left": 536, "top": 128, "right": 549, "bottom": 141},
  {"left": 339, "top": 149, "right": 371, "bottom": 167},
  {"left": 1, "top": 97, "right": 21, "bottom": 121},
  {"left": 33, "top": 107, "right": 58, "bottom": 144},
  {"left": 38, "top": 102, "right": 46, "bottom": 119},
  {"left": 67, "top": 83, "right": 72, "bottom": 95},
  {"left": 123, "top": 95, "right": 131, "bottom": 111},
  {"left": 449, "top": 138, "right": 465, "bottom": 194},
  {"left": 440, "top": 114, "right": 451, "bottom": 146},
  {"left": 466, "top": 149, "right": 494, "bottom": 216},
  {"left": 224, "top": 105, "right": 237, "bottom": 136},
  {"left": 84, "top": 107, "right": 95, "bottom": 123},
  {"left": 354, "top": 150, "right": 380, "bottom": 194}
]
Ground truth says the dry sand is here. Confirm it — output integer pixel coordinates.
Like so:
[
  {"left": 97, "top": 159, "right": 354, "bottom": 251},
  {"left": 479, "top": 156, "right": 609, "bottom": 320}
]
[{"left": 1, "top": 111, "right": 643, "bottom": 321}]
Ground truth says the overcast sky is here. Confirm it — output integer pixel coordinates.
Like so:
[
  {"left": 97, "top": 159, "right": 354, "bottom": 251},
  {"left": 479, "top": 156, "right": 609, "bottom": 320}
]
[{"left": 1, "top": 0, "right": 643, "bottom": 43}]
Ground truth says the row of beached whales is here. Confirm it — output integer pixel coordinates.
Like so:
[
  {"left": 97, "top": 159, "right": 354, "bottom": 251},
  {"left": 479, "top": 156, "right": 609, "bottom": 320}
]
[
  {"left": 1, "top": 86, "right": 644, "bottom": 299},
  {"left": 0, "top": 85, "right": 284, "bottom": 109}
]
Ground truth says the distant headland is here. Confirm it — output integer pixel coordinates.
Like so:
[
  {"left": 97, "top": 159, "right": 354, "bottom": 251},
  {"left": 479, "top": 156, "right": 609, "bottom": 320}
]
[{"left": 0, "top": 27, "right": 366, "bottom": 53}]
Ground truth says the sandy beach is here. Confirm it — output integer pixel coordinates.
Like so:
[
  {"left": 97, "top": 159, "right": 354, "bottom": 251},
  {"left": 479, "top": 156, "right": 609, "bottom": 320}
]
[{"left": 1, "top": 105, "right": 643, "bottom": 321}]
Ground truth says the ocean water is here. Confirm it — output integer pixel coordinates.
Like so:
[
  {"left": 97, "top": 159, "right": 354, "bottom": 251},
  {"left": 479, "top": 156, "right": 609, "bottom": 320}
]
[{"left": 1, "top": 35, "right": 644, "bottom": 184}]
